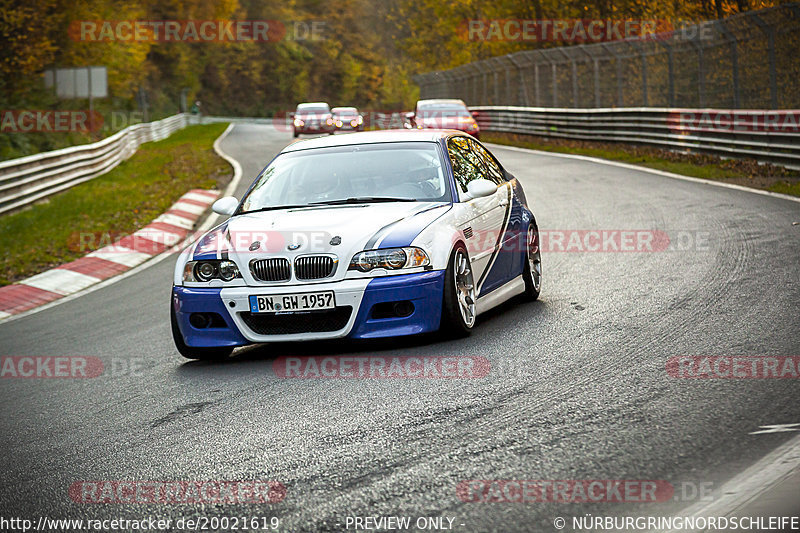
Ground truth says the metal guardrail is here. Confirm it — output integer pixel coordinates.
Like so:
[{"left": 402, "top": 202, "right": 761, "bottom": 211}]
[
  {"left": 472, "top": 106, "right": 800, "bottom": 169},
  {"left": 0, "top": 113, "right": 188, "bottom": 216}
]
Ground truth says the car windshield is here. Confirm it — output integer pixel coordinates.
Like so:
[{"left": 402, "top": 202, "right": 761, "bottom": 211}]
[
  {"left": 417, "top": 105, "right": 471, "bottom": 119},
  {"left": 297, "top": 106, "right": 329, "bottom": 115},
  {"left": 238, "top": 142, "right": 450, "bottom": 213}
]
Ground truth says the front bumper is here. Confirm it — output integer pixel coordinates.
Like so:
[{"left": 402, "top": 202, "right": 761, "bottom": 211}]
[
  {"left": 172, "top": 270, "right": 445, "bottom": 347},
  {"left": 295, "top": 124, "right": 334, "bottom": 134}
]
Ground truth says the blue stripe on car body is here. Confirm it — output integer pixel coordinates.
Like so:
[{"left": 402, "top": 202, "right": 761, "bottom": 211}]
[{"left": 378, "top": 204, "right": 451, "bottom": 249}]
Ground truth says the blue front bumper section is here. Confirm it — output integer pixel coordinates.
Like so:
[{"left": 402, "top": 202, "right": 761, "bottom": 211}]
[
  {"left": 349, "top": 270, "right": 444, "bottom": 339},
  {"left": 172, "top": 270, "right": 445, "bottom": 347}
]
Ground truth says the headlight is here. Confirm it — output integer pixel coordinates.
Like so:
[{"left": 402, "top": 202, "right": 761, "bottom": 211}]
[
  {"left": 294, "top": 119, "right": 304, "bottom": 127},
  {"left": 218, "top": 260, "right": 239, "bottom": 281},
  {"left": 350, "top": 119, "right": 358, "bottom": 127},
  {"left": 196, "top": 262, "right": 216, "bottom": 281},
  {"left": 183, "top": 260, "right": 241, "bottom": 282},
  {"left": 348, "top": 247, "right": 430, "bottom": 273},
  {"left": 325, "top": 117, "right": 333, "bottom": 126}
]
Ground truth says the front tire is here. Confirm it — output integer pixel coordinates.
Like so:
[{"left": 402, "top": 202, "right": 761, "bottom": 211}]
[
  {"left": 440, "top": 245, "right": 476, "bottom": 337},
  {"left": 522, "top": 223, "right": 542, "bottom": 301},
  {"left": 170, "top": 303, "right": 232, "bottom": 361}
]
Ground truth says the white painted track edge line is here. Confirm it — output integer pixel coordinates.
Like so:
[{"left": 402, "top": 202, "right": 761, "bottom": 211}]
[
  {"left": 659, "top": 433, "right": 800, "bottom": 532},
  {"left": 485, "top": 143, "right": 800, "bottom": 204},
  {"left": 0, "top": 122, "right": 241, "bottom": 325}
]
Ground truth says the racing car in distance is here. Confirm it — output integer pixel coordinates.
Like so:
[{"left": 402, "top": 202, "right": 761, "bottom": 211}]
[
  {"left": 171, "top": 130, "right": 541, "bottom": 359},
  {"left": 404, "top": 99, "right": 480, "bottom": 139},
  {"left": 331, "top": 106, "right": 364, "bottom": 132},
  {"left": 292, "top": 102, "right": 335, "bottom": 137}
]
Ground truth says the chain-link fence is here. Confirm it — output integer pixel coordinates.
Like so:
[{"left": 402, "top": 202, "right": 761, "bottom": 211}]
[{"left": 414, "top": 3, "right": 800, "bottom": 110}]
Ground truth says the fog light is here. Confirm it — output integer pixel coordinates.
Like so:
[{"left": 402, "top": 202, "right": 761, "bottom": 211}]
[
  {"left": 393, "top": 301, "right": 414, "bottom": 317},
  {"left": 189, "top": 313, "right": 210, "bottom": 329}
]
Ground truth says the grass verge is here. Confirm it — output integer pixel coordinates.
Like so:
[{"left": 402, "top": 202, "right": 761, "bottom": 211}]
[
  {"left": 0, "top": 123, "right": 231, "bottom": 286},
  {"left": 482, "top": 131, "right": 800, "bottom": 197}
]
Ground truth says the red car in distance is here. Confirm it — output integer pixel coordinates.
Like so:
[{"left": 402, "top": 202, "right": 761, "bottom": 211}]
[{"left": 404, "top": 99, "right": 480, "bottom": 139}]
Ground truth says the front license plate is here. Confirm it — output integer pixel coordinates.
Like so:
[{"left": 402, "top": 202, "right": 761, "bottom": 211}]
[{"left": 249, "top": 292, "right": 335, "bottom": 313}]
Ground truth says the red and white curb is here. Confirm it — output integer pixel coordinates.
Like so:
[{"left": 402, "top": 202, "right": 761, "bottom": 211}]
[{"left": 0, "top": 189, "right": 219, "bottom": 319}]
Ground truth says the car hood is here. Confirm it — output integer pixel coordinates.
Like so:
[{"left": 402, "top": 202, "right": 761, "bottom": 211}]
[
  {"left": 191, "top": 202, "right": 451, "bottom": 268},
  {"left": 419, "top": 116, "right": 475, "bottom": 129}
]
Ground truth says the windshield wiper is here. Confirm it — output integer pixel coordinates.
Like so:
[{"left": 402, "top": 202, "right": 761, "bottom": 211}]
[
  {"left": 309, "top": 197, "right": 417, "bottom": 206},
  {"left": 238, "top": 204, "right": 317, "bottom": 214},
  {"left": 239, "top": 197, "right": 417, "bottom": 214}
]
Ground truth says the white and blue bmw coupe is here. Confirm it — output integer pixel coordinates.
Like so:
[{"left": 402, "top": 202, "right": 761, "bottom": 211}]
[{"left": 171, "top": 130, "right": 541, "bottom": 359}]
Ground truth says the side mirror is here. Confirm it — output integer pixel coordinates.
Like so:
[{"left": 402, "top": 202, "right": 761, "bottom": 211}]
[
  {"left": 404, "top": 111, "right": 415, "bottom": 120},
  {"left": 289, "top": 112, "right": 295, "bottom": 118},
  {"left": 471, "top": 110, "right": 480, "bottom": 118},
  {"left": 212, "top": 196, "right": 239, "bottom": 216},
  {"left": 464, "top": 179, "right": 497, "bottom": 200}
]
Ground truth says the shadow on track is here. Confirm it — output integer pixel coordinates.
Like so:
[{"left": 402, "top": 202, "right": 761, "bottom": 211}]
[{"left": 173, "top": 295, "right": 549, "bottom": 376}]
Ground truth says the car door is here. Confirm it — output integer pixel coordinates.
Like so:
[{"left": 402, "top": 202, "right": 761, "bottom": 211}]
[
  {"left": 447, "top": 136, "right": 508, "bottom": 296},
  {"left": 468, "top": 139, "right": 521, "bottom": 285}
]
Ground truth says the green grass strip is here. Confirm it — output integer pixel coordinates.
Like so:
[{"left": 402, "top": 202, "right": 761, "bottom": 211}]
[{"left": 0, "top": 123, "right": 231, "bottom": 286}]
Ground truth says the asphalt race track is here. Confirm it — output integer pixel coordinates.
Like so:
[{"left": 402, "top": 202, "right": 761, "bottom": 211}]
[{"left": 1, "top": 123, "right": 798, "bottom": 532}]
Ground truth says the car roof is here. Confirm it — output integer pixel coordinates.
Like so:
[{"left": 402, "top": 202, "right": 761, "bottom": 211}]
[
  {"left": 281, "top": 129, "right": 460, "bottom": 153},
  {"left": 332, "top": 107, "right": 358, "bottom": 112},
  {"left": 296, "top": 102, "right": 330, "bottom": 109},
  {"left": 417, "top": 99, "right": 467, "bottom": 107}
]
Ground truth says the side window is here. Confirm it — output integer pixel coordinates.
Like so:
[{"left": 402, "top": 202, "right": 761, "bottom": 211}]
[
  {"left": 447, "top": 137, "right": 485, "bottom": 195},
  {"left": 469, "top": 140, "right": 505, "bottom": 184}
]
